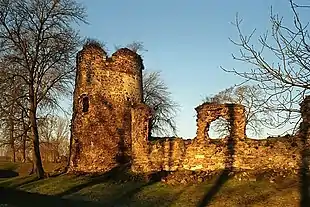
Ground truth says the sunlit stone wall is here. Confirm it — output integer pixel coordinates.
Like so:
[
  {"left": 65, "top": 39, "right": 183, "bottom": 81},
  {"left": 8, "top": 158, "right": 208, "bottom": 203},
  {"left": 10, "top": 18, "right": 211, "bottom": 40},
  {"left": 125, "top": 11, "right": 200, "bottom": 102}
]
[{"left": 70, "top": 44, "right": 144, "bottom": 172}]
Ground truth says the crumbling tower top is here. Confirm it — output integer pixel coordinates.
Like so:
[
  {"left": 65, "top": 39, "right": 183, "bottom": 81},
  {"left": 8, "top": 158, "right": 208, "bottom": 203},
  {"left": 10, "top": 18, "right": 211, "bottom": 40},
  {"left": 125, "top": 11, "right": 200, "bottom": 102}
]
[{"left": 109, "top": 48, "right": 144, "bottom": 75}]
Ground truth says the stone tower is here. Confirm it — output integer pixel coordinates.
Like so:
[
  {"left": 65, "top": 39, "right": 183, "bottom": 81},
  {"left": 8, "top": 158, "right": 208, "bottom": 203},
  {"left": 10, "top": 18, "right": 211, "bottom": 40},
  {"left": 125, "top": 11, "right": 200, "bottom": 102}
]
[{"left": 70, "top": 43, "right": 144, "bottom": 172}]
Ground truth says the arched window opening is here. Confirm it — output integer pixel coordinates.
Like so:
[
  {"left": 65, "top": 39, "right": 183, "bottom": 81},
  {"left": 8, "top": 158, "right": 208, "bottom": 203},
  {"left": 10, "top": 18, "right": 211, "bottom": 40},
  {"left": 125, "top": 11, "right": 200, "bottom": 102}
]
[{"left": 208, "top": 117, "right": 230, "bottom": 139}]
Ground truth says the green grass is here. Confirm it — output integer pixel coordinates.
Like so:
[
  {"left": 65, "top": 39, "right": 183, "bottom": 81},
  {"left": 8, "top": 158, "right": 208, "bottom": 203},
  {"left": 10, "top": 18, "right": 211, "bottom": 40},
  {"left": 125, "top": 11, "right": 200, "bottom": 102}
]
[
  {"left": 0, "top": 161, "right": 18, "bottom": 171},
  {"left": 0, "top": 161, "right": 302, "bottom": 207}
]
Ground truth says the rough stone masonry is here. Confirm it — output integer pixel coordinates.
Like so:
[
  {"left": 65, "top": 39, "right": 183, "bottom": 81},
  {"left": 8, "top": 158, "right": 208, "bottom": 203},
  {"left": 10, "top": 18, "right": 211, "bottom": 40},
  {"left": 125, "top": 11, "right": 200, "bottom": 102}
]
[
  {"left": 70, "top": 43, "right": 144, "bottom": 172},
  {"left": 70, "top": 42, "right": 309, "bottom": 174}
]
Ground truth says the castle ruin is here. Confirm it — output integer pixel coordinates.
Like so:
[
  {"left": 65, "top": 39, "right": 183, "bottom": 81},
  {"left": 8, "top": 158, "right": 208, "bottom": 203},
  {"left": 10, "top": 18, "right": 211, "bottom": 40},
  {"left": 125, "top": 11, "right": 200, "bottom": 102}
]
[
  {"left": 70, "top": 43, "right": 144, "bottom": 172},
  {"left": 70, "top": 43, "right": 309, "bottom": 175}
]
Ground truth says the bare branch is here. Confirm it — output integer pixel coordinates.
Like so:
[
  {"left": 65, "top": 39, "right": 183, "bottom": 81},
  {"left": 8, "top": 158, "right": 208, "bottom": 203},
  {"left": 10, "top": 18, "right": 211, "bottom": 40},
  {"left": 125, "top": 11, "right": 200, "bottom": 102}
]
[
  {"left": 142, "top": 70, "right": 179, "bottom": 137},
  {"left": 223, "top": 2, "right": 310, "bottom": 133}
]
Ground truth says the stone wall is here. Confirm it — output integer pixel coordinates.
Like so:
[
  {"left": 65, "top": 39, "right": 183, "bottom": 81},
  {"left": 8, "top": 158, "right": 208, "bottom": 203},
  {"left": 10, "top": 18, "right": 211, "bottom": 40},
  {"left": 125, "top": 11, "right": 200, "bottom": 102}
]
[
  {"left": 196, "top": 103, "right": 246, "bottom": 141},
  {"left": 69, "top": 41, "right": 310, "bottom": 175},
  {"left": 132, "top": 136, "right": 301, "bottom": 173},
  {"left": 70, "top": 44, "right": 144, "bottom": 172},
  {"left": 131, "top": 102, "right": 304, "bottom": 174}
]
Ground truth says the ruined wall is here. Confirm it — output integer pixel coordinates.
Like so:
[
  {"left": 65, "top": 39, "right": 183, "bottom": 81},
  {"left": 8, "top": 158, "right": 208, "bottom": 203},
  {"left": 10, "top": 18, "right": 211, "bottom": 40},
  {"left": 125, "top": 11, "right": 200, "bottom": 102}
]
[
  {"left": 132, "top": 137, "right": 301, "bottom": 173},
  {"left": 69, "top": 41, "right": 310, "bottom": 174},
  {"left": 131, "top": 102, "right": 303, "bottom": 174},
  {"left": 196, "top": 103, "right": 246, "bottom": 141},
  {"left": 70, "top": 44, "right": 144, "bottom": 172}
]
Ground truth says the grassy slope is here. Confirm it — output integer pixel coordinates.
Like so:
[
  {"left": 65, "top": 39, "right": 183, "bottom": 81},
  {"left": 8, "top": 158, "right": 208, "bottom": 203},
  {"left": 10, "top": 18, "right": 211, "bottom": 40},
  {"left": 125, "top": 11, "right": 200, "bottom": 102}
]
[{"left": 0, "top": 161, "right": 301, "bottom": 207}]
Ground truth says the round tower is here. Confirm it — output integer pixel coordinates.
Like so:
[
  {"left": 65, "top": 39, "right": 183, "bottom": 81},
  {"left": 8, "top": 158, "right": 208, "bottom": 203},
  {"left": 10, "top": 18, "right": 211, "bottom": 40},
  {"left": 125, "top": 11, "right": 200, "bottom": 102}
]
[{"left": 70, "top": 43, "right": 144, "bottom": 172}]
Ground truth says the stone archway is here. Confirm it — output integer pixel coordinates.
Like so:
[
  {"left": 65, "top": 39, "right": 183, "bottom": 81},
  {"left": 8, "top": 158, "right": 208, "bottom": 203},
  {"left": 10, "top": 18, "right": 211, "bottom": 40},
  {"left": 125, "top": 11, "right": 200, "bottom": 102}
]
[{"left": 195, "top": 103, "right": 246, "bottom": 142}]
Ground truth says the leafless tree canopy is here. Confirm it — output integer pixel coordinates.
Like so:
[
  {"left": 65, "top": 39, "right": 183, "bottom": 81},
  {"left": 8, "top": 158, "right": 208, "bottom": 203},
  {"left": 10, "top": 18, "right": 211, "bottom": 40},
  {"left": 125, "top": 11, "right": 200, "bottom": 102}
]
[
  {"left": 38, "top": 115, "right": 70, "bottom": 157},
  {"left": 143, "top": 71, "right": 179, "bottom": 137},
  {"left": 223, "top": 0, "right": 310, "bottom": 132},
  {"left": 204, "top": 85, "right": 265, "bottom": 137},
  {"left": 0, "top": 0, "right": 86, "bottom": 178}
]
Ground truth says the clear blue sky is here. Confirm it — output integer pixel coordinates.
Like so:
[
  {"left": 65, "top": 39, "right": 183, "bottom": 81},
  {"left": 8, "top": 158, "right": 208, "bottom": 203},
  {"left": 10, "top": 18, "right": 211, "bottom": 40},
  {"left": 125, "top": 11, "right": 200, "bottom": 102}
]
[{"left": 75, "top": 0, "right": 304, "bottom": 138}]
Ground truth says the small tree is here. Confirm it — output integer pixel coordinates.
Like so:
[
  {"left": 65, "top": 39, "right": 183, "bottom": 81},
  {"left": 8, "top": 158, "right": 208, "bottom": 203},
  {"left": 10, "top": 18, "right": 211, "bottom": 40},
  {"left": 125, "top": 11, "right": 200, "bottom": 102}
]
[{"left": 143, "top": 71, "right": 179, "bottom": 137}]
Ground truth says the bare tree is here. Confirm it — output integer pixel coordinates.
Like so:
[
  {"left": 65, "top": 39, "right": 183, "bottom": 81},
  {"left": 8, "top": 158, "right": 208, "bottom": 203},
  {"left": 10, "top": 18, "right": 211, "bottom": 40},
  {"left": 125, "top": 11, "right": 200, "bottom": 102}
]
[
  {"left": 38, "top": 115, "right": 70, "bottom": 162},
  {"left": 0, "top": 0, "right": 87, "bottom": 178},
  {"left": 38, "top": 116, "right": 69, "bottom": 146},
  {"left": 0, "top": 74, "right": 28, "bottom": 162},
  {"left": 223, "top": 0, "right": 310, "bottom": 134},
  {"left": 143, "top": 71, "right": 179, "bottom": 137},
  {"left": 204, "top": 85, "right": 265, "bottom": 137}
]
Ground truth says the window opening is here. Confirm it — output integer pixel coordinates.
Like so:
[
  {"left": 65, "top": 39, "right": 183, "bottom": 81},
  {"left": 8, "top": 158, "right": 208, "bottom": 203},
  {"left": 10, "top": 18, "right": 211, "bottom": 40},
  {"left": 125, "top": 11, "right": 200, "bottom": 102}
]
[
  {"left": 208, "top": 117, "right": 230, "bottom": 139},
  {"left": 82, "top": 96, "right": 89, "bottom": 112}
]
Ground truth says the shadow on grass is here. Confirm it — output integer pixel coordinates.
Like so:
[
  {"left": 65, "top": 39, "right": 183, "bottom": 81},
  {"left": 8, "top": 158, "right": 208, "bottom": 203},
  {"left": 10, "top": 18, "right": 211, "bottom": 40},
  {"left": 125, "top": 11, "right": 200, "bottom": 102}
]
[
  {"left": 58, "top": 164, "right": 135, "bottom": 197},
  {"left": 58, "top": 163, "right": 168, "bottom": 197},
  {"left": 0, "top": 187, "right": 102, "bottom": 207},
  {"left": 88, "top": 181, "right": 180, "bottom": 207},
  {"left": 0, "top": 167, "right": 175, "bottom": 207},
  {"left": 196, "top": 169, "right": 231, "bottom": 207},
  {"left": 0, "top": 169, "right": 18, "bottom": 178},
  {"left": 1, "top": 184, "right": 181, "bottom": 207},
  {"left": 0, "top": 175, "right": 39, "bottom": 188}
]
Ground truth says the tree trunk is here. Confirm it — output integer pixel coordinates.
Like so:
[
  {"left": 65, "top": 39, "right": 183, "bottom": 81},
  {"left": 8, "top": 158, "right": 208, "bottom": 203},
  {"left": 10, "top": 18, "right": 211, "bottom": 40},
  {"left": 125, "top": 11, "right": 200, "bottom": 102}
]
[
  {"left": 9, "top": 114, "right": 16, "bottom": 162},
  {"left": 10, "top": 139, "right": 16, "bottom": 162},
  {"left": 29, "top": 85, "right": 45, "bottom": 178},
  {"left": 66, "top": 122, "right": 73, "bottom": 171},
  {"left": 22, "top": 111, "right": 27, "bottom": 163},
  {"left": 10, "top": 141, "right": 16, "bottom": 162},
  {"left": 22, "top": 135, "right": 26, "bottom": 162}
]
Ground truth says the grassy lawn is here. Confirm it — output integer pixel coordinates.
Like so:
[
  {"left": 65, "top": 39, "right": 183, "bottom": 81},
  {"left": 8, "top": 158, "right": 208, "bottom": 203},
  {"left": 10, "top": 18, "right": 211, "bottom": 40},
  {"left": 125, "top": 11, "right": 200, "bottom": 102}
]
[{"left": 0, "top": 160, "right": 302, "bottom": 207}]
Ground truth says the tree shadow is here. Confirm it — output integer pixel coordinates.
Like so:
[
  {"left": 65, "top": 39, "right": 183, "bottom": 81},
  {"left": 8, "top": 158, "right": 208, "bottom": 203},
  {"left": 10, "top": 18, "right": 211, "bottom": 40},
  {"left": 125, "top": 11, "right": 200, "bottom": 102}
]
[
  {"left": 0, "top": 169, "right": 18, "bottom": 178},
  {"left": 0, "top": 175, "right": 40, "bottom": 188},
  {"left": 0, "top": 187, "right": 102, "bottom": 207},
  {"left": 197, "top": 104, "right": 236, "bottom": 207},
  {"left": 56, "top": 164, "right": 164, "bottom": 198},
  {"left": 56, "top": 165, "right": 129, "bottom": 197},
  {"left": 1, "top": 168, "right": 169, "bottom": 207}
]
